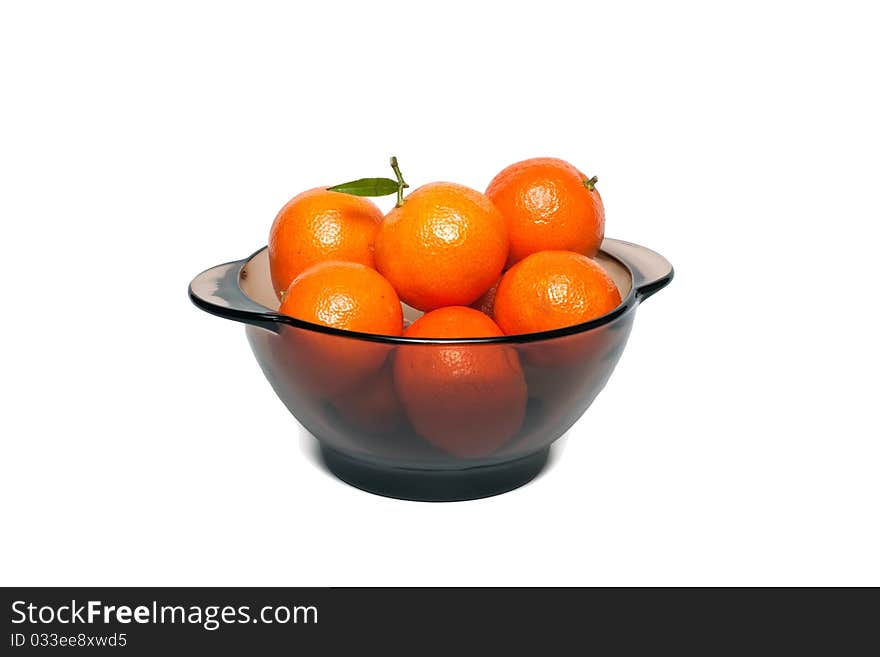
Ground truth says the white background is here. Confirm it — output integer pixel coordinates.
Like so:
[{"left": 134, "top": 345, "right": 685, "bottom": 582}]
[{"left": 2, "top": 1, "right": 878, "bottom": 586}]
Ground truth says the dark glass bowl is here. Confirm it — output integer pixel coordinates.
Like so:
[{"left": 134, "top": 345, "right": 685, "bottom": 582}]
[{"left": 189, "top": 239, "right": 673, "bottom": 501}]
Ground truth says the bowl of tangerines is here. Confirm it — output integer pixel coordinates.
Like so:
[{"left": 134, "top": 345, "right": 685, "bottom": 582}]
[{"left": 190, "top": 156, "right": 672, "bottom": 500}]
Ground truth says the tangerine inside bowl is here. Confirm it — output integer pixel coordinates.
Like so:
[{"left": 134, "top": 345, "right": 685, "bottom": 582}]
[{"left": 189, "top": 238, "right": 673, "bottom": 501}]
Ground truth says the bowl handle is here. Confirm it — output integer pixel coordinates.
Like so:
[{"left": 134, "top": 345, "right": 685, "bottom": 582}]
[
  {"left": 188, "top": 258, "right": 283, "bottom": 332},
  {"left": 601, "top": 238, "right": 674, "bottom": 301}
]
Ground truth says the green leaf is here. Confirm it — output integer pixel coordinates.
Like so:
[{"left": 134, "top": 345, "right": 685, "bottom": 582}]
[{"left": 327, "top": 178, "right": 400, "bottom": 197}]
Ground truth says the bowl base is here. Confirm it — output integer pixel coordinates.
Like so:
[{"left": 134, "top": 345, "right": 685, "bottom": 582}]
[{"left": 320, "top": 446, "right": 550, "bottom": 502}]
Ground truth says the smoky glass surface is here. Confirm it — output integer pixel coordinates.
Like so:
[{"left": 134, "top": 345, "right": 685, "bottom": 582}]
[{"left": 189, "top": 239, "right": 673, "bottom": 501}]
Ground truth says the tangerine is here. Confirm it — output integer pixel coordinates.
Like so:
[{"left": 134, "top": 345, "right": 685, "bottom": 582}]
[
  {"left": 269, "top": 187, "right": 383, "bottom": 299},
  {"left": 494, "top": 250, "right": 621, "bottom": 336},
  {"left": 393, "top": 306, "right": 527, "bottom": 458},
  {"left": 486, "top": 157, "right": 604, "bottom": 265},
  {"left": 332, "top": 361, "right": 408, "bottom": 435},
  {"left": 375, "top": 183, "right": 508, "bottom": 311},
  {"left": 277, "top": 261, "right": 403, "bottom": 396},
  {"left": 470, "top": 275, "right": 501, "bottom": 318}
]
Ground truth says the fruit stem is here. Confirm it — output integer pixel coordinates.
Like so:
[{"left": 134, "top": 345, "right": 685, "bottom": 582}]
[
  {"left": 584, "top": 175, "right": 598, "bottom": 191},
  {"left": 390, "top": 156, "right": 409, "bottom": 207}
]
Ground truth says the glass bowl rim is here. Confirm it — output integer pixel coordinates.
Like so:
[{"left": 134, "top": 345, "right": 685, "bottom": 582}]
[{"left": 189, "top": 241, "right": 671, "bottom": 345}]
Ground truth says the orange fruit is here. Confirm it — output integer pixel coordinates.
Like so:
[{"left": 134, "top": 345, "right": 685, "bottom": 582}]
[
  {"left": 277, "top": 261, "right": 403, "bottom": 396},
  {"left": 486, "top": 157, "right": 604, "bottom": 265},
  {"left": 332, "top": 362, "right": 407, "bottom": 435},
  {"left": 279, "top": 260, "right": 402, "bottom": 334},
  {"left": 393, "top": 307, "right": 527, "bottom": 458},
  {"left": 470, "top": 275, "right": 501, "bottom": 318},
  {"left": 269, "top": 187, "right": 383, "bottom": 299},
  {"left": 374, "top": 182, "right": 508, "bottom": 311},
  {"left": 494, "top": 250, "right": 621, "bottom": 336}
]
